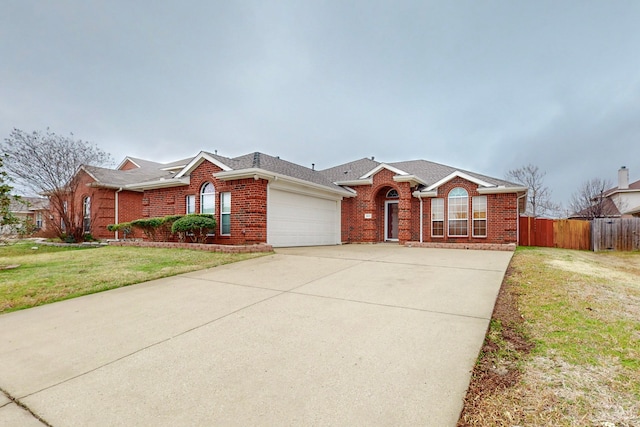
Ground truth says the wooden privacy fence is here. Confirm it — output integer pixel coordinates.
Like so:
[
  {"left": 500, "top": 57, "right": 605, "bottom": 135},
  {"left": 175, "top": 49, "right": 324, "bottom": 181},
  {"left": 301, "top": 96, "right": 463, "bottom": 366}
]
[
  {"left": 554, "top": 219, "right": 591, "bottom": 250},
  {"left": 520, "top": 216, "right": 640, "bottom": 251},
  {"left": 519, "top": 217, "right": 590, "bottom": 250},
  {"left": 592, "top": 218, "right": 640, "bottom": 251}
]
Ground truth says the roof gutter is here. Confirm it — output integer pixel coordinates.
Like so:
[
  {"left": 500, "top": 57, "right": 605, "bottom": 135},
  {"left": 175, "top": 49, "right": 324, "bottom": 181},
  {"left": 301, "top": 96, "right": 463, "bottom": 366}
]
[
  {"left": 477, "top": 186, "right": 529, "bottom": 195},
  {"left": 124, "top": 177, "right": 191, "bottom": 191},
  {"left": 333, "top": 178, "right": 373, "bottom": 186},
  {"left": 411, "top": 190, "right": 438, "bottom": 198}
]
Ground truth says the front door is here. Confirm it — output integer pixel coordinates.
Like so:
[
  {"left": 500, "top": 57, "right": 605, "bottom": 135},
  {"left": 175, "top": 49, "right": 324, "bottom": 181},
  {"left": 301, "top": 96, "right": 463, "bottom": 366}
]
[{"left": 385, "top": 201, "right": 399, "bottom": 241}]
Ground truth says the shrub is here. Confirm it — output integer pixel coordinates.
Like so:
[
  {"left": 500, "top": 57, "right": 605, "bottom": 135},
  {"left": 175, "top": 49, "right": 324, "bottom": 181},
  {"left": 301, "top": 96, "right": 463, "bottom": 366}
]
[
  {"left": 158, "top": 215, "right": 183, "bottom": 242},
  {"left": 171, "top": 215, "right": 217, "bottom": 243},
  {"left": 107, "top": 222, "right": 135, "bottom": 240},
  {"left": 130, "top": 217, "right": 166, "bottom": 241}
]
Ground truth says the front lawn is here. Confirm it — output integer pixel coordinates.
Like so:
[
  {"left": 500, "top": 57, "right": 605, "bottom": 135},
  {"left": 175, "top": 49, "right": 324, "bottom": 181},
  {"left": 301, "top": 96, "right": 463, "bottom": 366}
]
[
  {"left": 459, "top": 247, "right": 640, "bottom": 427},
  {"left": 0, "top": 242, "right": 269, "bottom": 314}
]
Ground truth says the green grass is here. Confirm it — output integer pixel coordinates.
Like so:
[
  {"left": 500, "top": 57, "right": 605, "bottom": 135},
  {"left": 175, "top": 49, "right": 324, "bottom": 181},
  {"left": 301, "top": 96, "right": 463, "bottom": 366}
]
[
  {"left": 0, "top": 242, "right": 270, "bottom": 314},
  {"left": 461, "top": 247, "right": 640, "bottom": 426},
  {"left": 510, "top": 248, "right": 639, "bottom": 424}
]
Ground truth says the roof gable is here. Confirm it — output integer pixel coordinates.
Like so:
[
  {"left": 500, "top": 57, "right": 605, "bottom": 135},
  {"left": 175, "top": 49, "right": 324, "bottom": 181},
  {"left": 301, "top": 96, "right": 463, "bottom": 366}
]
[
  {"left": 425, "top": 171, "right": 494, "bottom": 191},
  {"left": 360, "top": 163, "right": 409, "bottom": 179},
  {"left": 175, "top": 151, "right": 233, "bottom": 178},
  {"left": 216, "top": 152, "right": 350, "bottom": 195}
]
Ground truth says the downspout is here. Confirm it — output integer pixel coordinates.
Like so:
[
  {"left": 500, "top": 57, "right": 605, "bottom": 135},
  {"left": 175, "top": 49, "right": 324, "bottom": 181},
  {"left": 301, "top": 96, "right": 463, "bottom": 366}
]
[
  {"left": 418, "top": 192, "right": 424, "bottom": 243},
  {"left": 115, "top": 188, "right": 123, "bottom": 240},
  {"left": 516, "top": 192, "right": 526, "bottom": 246}
]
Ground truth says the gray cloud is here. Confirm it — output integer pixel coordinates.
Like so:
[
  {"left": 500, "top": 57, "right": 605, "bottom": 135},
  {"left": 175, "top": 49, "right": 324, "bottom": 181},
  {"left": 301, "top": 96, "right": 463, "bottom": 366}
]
[{"left": 2, "top": 0, "right": 639, "bottom": 208}]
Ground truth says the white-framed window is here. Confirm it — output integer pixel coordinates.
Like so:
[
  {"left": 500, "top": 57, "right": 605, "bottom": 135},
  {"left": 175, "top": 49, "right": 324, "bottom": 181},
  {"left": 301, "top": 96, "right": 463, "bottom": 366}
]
[
  {"left": 186, "top": 195, "right": 196, "bottom": 214},
  {"left": 431, "top": 198, "right": 444, "bottom": 237},
  {"left": 386, "top": 188, "right": 399, "bottom": 198},
  {"left": 200, "top": 182, "right": 215, "bottom": 214},
  {"left": 220, "top": 192, "right": 231, "bottom": 235},
  {"left": 448, "top": 187, "right": 468, "bottom": 237},
  {"left": 83, "top": 196, "right": 91, "bottom": 233},
  {"left": 472, "top": 196, "right": 487, "bottom": 237},
  {"left": 35, "top": 212, "right": 43, "bottom": 229}
]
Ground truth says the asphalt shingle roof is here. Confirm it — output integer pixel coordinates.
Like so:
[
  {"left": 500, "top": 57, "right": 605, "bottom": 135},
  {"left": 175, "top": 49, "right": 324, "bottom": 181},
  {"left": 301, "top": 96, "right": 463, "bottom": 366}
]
[
  {"left": 230, "top": 152, "right": 346, "bottom": 191},
  {"left": 319, "top": 158, "right": 381, "bottom": 182},
  {"left": 84, "top": 165, "right": 176, "bottom": 188},
  {"left": 321, "top": 158, "right": 521, "bottom": 189},
  {"left": 89, "top": 152, "right": 524, "bottom": 192}
]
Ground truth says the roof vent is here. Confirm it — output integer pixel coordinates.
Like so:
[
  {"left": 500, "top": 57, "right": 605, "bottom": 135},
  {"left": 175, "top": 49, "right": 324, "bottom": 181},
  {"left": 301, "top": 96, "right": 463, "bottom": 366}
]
[
  {"left": 371, "top": 156, "right": 375, "bottom": 161},
  {"left": 312, "top": 163, "right": 315, "bottom": 171}
]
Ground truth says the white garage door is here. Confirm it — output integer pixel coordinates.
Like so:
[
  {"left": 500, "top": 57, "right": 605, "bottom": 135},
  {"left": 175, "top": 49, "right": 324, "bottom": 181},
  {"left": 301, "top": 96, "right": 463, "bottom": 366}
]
[{"left": 267, "top": 187, "right": 340, "bottom": 247}]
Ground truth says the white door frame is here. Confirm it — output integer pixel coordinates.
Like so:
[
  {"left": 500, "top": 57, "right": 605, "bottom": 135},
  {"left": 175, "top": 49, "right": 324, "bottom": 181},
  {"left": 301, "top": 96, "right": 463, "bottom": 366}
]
[{"left": 384, "top": 200, "right": 399, "bottom": 241}]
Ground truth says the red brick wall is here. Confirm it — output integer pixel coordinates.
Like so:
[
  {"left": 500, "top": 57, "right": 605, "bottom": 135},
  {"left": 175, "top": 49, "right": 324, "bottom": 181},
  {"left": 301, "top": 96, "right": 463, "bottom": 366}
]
[
  {"left": 415, "top": 177, "right": 519, "bottom": 244},
  {"left": 342, "top": 172, "right": 520, "bottom": 245},
  {"left": 118, "top": 159, "right": 138, "bottom": 171},
  {"left": 141, "top": 161, "right": 269, "bottom": 244},
  {"left": 341, "top": 168, "right": 413, "bottom": 243},
  {"left": 47, "top": 171, "right": 118, "bottom": 239}
]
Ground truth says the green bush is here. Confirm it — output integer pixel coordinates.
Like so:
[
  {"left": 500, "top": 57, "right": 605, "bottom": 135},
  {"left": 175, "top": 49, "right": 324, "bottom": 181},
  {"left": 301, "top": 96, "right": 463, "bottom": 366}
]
[
  {"left": 171, "top": 215, "right": 217, "bottom": 243},
  {"left": 130, "top": 217, "right": 166, "bottom": 241},
  {"left": 107, "top": 222, "right": 135, "bottom": 239}
]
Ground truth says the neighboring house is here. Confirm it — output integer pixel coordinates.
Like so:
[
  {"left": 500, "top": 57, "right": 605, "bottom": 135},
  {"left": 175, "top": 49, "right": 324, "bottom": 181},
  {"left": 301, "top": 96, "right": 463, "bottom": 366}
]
[
  {"left": 606, "top": 166, "right": 640, "bottom": 217},
  {"left": 62, "top": 151, "right": 526, "bottom": 247},
  {"left": 1, "top": 197, "right": 49, "bottom": 235},
  {"left": 570, "top": 166, "right": 640, "bottom": 219},
  {"left": 49, "top": 157, "right": 193, "bottom": 239}
]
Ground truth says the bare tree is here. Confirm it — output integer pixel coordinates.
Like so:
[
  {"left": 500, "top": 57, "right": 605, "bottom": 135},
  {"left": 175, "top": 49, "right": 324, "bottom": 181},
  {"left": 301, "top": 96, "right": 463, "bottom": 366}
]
[
  {"left": 1, "top": 128, "right": 112, "bottom": 241},
  {"left": 506, "top": 164, "right": 560, "bottom": 217},
  {"left": 569, "top": 178, "right": 619, "bottom": 219}
]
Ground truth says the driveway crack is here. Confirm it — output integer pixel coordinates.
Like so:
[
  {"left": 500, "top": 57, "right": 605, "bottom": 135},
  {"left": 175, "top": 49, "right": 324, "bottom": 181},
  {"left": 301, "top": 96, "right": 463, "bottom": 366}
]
[{"left": 1, "top": 386, "right": 52, "bottom": 426}]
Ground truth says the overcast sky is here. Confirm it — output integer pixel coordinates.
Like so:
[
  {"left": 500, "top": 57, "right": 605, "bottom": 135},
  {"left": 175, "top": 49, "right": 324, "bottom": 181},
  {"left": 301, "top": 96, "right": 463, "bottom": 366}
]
[{"left": 2, "top": 1, "right": 639, "bottom": 209}]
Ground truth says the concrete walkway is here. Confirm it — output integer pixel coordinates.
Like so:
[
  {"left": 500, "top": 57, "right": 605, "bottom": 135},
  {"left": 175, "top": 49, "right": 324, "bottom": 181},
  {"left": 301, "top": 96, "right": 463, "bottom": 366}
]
[{"left": 0, "top": 244, "right": 513, "bottom": 426}]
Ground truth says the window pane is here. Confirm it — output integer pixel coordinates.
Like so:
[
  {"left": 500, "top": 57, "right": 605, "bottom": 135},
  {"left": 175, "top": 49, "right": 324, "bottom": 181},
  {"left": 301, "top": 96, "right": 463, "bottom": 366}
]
[
  {"left": 221, "top": 215, "right": 230, "bottom": 234},
  {"left": 221, "top": 192, "right": 231, "bottom": 235},
  {"left": 448, "top": 188, "right": 468, "bottom": 236},
  {"left": 186, "top": 195, "right": 195, "bottom": 214},
  {"left": 449, "top": 219, "right": 468, "bottom": 236},
  {"left": 200, "top": 183, "right": 215, "bottom": 214},
  {"left": 431, "top": 198, "right": 444, "bottom": 236},
  {"left": 472, "top": 196, "right": 487, "bottom": 237},
  {"left": 473, "top": 220, "right": 487, "bottom": 237},
  {"left": 432, "top": 221, "right": 444, "bottom": 237},
  {"left": 221, "top": 192, "right": 231, "bottom": 214},
  {"left": 431, "top": 198, "right": 444, "bottom": 220}
]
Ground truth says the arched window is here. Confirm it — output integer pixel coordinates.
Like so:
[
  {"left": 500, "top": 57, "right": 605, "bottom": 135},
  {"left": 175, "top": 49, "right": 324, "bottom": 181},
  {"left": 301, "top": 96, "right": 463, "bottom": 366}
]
[
  {"left": 386, "top": 189, "right": 399, "bottom": 198},
  {"left": 448, "top": 188, "right": 468, "bottom": 236},
  {"left": 200, "top": 182, "right": 215, "bottom": 214},
  {"left": 83, "top": 196, "right": 91, "bottom": 233}
]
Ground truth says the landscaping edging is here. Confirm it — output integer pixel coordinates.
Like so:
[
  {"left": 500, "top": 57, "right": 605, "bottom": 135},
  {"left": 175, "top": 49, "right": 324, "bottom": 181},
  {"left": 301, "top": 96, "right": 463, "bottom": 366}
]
[
  {"left": 405, "top": 241, "right": 516, "bottom": 251},
  {"left": 108, "top": 240, "right": 273, "bottom": 253}
]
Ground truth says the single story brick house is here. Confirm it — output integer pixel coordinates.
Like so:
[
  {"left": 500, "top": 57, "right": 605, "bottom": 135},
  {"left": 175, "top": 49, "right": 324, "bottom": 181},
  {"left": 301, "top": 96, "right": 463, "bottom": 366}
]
[{"left": 69, "top": 151, "right": 527, "bottom": 247}]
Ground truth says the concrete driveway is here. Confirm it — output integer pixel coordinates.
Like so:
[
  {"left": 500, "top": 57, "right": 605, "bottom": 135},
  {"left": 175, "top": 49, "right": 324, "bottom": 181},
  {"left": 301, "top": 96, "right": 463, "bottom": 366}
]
[{"left": 0, "top": 244, "right": 513, "bottom": 426}]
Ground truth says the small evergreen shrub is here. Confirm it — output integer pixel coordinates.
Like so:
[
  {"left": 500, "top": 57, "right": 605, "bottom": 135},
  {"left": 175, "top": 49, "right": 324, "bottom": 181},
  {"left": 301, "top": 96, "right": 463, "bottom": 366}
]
[
  {"left": 131, "top": 217, "right": 166, "bottom": 241},
  {"left": 171, "top": 215, "right": 217, "bottom": 243},
  {"left": 107, "top": 222, "right": 134, "bottom": 239}
]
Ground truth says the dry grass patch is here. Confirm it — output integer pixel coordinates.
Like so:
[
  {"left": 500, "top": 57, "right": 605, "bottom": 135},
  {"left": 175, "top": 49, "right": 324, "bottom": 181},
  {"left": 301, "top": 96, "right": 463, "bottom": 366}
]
[
  {"left": 459, "top": 247, "right": 640, "bottom": 427},
  {"left": 0, "top": 242, "right": 269, "bottom": 314}
]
